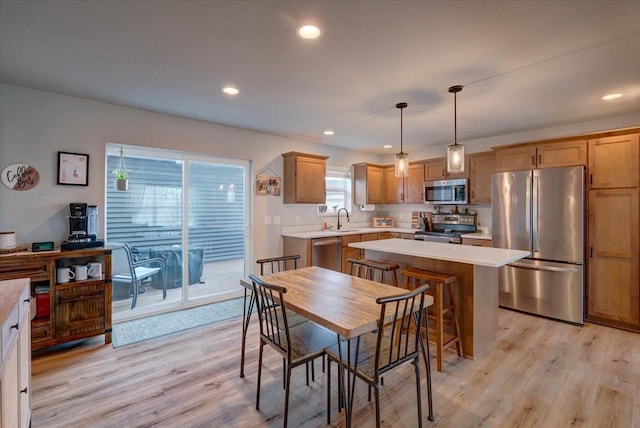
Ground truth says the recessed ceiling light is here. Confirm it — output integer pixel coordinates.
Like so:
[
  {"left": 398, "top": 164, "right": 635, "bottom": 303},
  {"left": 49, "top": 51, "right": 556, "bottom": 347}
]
[
  {"left": 296, "top": 24, "right": 323, "bottom": 40},
  {"left": 222, "top": 86, "right": 239, "bottom": 95},
  {"left": 383, "top": 145, "right": 393, "bottom": 149},
  {"left": 323, "top": 130, "right": 334, "bottom": 136},
  {"left": 602, "top": 93, "right": 623, "bottom": 101}
]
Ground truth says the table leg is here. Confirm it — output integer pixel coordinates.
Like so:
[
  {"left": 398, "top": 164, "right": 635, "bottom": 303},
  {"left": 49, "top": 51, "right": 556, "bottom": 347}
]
[
  {"left": 336, "top": 334, "right": 361, "bottom": 428},
  {"left": 240, "top": 288, "right": 255, "bottom": 378}
]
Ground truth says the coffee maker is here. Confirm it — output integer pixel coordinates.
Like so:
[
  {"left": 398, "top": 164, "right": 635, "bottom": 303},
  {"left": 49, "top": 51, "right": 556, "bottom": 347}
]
[{"left": 61, "top": 203, "right": 104, "bottom": 251}]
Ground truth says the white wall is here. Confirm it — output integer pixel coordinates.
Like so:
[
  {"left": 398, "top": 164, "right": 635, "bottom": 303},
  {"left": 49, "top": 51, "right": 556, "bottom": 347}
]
[
  {"left": 2, "top": 84, "right": 637, "bottom": 260},
  {"left": 0, "top": 84, "right": 382, "bottom": 263}
]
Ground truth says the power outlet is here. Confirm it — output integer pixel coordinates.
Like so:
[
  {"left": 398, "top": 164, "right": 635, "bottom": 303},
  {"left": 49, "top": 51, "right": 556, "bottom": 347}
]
[{"left": 264, "top": 216, "right": 272, "bottom": 225}]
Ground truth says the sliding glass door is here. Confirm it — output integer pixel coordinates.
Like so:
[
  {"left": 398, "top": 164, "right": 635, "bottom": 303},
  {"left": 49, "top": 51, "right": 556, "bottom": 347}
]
[{"left": 106, "top": 145, "right": 249, "bottom": 322}]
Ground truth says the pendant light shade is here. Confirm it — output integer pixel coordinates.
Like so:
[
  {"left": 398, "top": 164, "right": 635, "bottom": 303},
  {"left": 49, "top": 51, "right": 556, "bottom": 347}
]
[
  {"left": 394, "top": 102, "right": 409, "bottom": 178},
  {"left": 447, "top": 85, "right": 465, "bottom": 174}
]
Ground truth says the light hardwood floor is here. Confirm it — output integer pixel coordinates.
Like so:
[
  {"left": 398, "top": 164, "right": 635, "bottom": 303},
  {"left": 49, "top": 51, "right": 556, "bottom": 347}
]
[{"left": 31, "top": 309, "right": 639, "bottom": 427}]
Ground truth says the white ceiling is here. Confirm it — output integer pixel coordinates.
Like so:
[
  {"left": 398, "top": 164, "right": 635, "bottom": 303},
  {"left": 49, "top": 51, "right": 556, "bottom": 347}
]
[{"left": 1, "top": 1, "right": 639, "bottom": 154}]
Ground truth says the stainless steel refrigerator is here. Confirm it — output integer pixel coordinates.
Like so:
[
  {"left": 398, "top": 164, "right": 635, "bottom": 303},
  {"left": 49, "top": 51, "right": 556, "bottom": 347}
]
[{"left": 492, "top": 166, "right": 585, "bottom": 324}]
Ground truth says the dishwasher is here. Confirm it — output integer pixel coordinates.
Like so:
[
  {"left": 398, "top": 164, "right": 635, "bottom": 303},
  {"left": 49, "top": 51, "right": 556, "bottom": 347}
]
[{"left": 311, "top": 237, "right": 342, "bottom": 272}]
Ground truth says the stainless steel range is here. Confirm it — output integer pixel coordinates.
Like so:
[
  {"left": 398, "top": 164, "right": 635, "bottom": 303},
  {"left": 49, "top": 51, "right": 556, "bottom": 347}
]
[{"left": 414, "top": 212, "right": 476, "bottom": 244}]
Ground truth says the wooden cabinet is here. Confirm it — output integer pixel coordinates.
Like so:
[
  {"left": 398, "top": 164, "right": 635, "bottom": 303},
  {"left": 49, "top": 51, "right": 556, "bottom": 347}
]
[
  {"left": 0, "top": 248, "right": 112, "bottom": 351},
  {"left": 468, "top": 151, "right": 496, "bottom": 204},
  {"left": 424, "top": 157, "right": 469, "bottom": 180},
  {"left": 383, "top": 163, "right": 424, "bottom": 204},
  {"left": 405, "top": 163, "right": 425, "bottom": 203},
  {"left": 353, "top": 163, "right": 384, "bottom": 205},
  {"left": 282, "top": 152, "right": 329, "bottom": 204},
  {"left": 341, "top": 235, "right": 361, "bottom": 274},
  {"left": 587, "top": 188, "right": 640, "bottom": 330},
  {"left": 383, "top": 166, "right": 404, "bottom": 204},
  {"left": 495, "top": 140, "right": 587, "bottom": 172},
  {"left": 588, "top": 134, "right": 639, "bottom": 189},
  {"left": 1, "top": 278, "right": 31, "bottom": 428},
  {"left": 461, "top": 237, "right": 492, "bottom": 247}
]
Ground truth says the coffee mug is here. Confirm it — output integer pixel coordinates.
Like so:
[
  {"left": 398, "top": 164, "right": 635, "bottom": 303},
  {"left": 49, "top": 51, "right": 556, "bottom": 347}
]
[
  {"left": 87, "top": 262, "right": 102, "bottom": 278},
  {"left": 56, "top": 267, "right": 75, "bottom": 283},
  {"left": 74, "top": 264, "right": 88, "bottom": 281}
]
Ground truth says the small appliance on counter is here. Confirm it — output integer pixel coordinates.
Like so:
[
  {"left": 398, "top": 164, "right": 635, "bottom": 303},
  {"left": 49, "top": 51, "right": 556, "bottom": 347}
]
[
  {"left": 61, "top": 203, "right": 104, "bottom": 251},
  {"left": 371, "top": 212, "right": 394, "bottom": 228}
]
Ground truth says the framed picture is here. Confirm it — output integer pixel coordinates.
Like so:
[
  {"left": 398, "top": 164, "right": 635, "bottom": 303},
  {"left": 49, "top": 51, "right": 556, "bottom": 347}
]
[
  {"left": 57, "top": 151, "right": 89, "bottom": 186},
  {"left": 256, "top": 174, "right": 281, "bottom": 196}
]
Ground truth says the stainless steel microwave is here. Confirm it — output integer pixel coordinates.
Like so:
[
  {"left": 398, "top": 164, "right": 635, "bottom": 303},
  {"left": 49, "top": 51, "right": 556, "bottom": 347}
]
[{"left": 424, "top": 178, "right": 468, "bottom": 204}]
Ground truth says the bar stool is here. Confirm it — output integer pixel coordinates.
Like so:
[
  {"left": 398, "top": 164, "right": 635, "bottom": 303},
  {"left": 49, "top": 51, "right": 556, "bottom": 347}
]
[
  {"left": 347, "top": 258, "right": 400, "bottom": 286},
  {"left": 400, "top": 267, "right": 462, "bottom": 372}
]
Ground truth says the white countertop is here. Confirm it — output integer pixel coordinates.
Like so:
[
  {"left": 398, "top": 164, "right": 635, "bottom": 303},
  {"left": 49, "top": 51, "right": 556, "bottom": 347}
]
[
  {"left": 350, "top": 238, "right": 528, "bottom": 267},
  {"left": 460, "top": 232, "right": 492, "bottom": 240},
  {"left": 281, "top": 227, "right": 416, "bottom": 239}
]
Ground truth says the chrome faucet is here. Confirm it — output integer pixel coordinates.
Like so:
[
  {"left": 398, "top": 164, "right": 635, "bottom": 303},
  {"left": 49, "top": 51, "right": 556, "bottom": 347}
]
[{"left": 337, "top": 208, "right": 350, "bottom": 230}]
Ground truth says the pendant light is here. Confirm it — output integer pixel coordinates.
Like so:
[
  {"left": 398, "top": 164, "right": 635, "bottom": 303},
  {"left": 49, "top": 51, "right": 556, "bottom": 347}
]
[
  {"left": 447, "top": 85, "right": 465, "bottom": 174},
  {"left": 394, "top": 102, "right": 409, "bottom": 178}
]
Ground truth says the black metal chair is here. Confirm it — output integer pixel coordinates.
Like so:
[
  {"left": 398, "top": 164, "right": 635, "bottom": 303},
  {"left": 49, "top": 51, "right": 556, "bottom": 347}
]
[
  {"left": 325, "top": 283, "right": 434, "bottom": 427},
  {"left": 347, "top": 258, "right": 400, "bottom": 286},
  {"left": 111, "top": 242, "right": 166, "bottom": 309},
  {"left": 250, "top": 274, "right": 336, "bottom": 428},
  {"left": 240, "top": 255, "right": 302, "bottom": 378}
]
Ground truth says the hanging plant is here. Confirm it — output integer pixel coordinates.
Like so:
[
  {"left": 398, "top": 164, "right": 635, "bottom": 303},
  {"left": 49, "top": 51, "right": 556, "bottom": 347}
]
[{"left": 112, "top": 147, "right": 129, "bottom": 191}]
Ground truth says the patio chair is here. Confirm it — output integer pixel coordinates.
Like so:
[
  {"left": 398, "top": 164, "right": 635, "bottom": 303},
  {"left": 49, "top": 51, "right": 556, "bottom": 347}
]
[{"left": 110, "top": 242, "right": 167, "bottom": 309}]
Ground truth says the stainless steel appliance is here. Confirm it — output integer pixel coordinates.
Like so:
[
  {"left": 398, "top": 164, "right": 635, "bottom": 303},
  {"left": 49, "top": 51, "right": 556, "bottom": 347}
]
[
  {"left": 424, "top": 178, "right": 468, "bottom": 205},
  {"left": 492, "top": 166, "right": 585, "bottom": 324},
  {"left": 414, "top": 212, "right": 476, "bottom": 244},
  {"left": 311, "top": 237, "right": 342, "bottom": 272}
]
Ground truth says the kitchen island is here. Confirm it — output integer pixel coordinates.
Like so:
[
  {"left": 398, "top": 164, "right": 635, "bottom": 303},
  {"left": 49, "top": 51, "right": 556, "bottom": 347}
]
[{"left": 350, "top": 238, "right": 529, "bottom": 358}]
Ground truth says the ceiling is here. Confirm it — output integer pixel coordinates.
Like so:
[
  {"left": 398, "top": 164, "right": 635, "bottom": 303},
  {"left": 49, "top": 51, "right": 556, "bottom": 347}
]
[{"left": 1, "top": 1, "right": 639, "bottom": 154}]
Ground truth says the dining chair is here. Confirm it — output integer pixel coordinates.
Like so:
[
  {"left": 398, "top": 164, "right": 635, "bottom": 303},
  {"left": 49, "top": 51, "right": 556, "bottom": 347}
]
[
  {"left": 110, "top": 242, "right": 167, "bottom": 309},
  {"left": 250, "top": 274, "right": 336, "bottom": 428},
  {"left": 325, "top": 283, "right": 434, "bottom": 427},
  {"left": 347, "top": 258, "right": 400, "bottom": 286},
  {"left": 241, "top": 255, "right": 303, "bottom": 379}
]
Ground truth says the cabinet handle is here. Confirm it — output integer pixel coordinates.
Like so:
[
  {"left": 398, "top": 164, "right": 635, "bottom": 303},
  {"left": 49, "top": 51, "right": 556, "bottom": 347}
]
[
  {"left": 23, "top": 297, "right": 31, "bottom": 303},
  {"left": 20, "top": 387, "right": 28, "bottom": 394},
  {"left": 441, "top": 169, "right": 445, "bottom": 177},
  {"left": 590, "top": 174, "right": 593, "bottom": 185},
  {"left": 471, "top": 190, "right": 475, "bottom": 199},
  {"left": 590, "top": 247, "right": 594, "bottom": 258},
  {"left": 538, "top": 154, "right": 542, "bottom": 165},
  {"left": 531, "top": 155, "right": 535, "bottom": 166},
  {"left": 11, "top": 322, "right": 18, "bottom": 330}
]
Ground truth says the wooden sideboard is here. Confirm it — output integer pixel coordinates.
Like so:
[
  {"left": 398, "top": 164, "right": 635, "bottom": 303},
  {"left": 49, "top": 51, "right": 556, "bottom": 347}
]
[{"left": 0, "top": 248, "right": 112, "bottom": 351}]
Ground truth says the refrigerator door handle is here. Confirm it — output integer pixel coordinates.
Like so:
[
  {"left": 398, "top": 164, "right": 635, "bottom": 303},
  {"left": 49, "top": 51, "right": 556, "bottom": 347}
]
[
  {"left": 509, "top": 261, "right": 579, "bottom": 273},
  {"left": 532, "top": 175, "right": 539, "bottom": 253},
  {"left": 525, "top": 175, "right": 531, "bottom": 243}
]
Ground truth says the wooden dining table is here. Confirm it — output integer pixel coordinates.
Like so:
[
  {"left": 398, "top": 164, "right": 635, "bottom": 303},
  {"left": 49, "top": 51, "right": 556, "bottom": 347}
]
[{"left": 240, "top": 266, "right": 434, "bottom": 427}]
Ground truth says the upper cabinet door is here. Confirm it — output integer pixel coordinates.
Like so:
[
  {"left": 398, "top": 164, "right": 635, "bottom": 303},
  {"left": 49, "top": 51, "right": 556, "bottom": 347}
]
[
  {"left": 353, "top": 163, "right": 384, "bottom": 205},
  {"left": 589, "top": 134, "right": 640, "bottom": 189},
  {"left": 384, "top": 166, "right": 404, "bottom": 204},
  {"left": 404, "top": 163, "right": 425, "bottom": 203},
  {"left": 424, "top": 159, "right": 446, "bottom": 181},
  {"left": 495, "top": 146, "right": 537, "bottom": 172},
  {"left": 469, "top": 151, "right": 496, "bottom": 204},
  {"left": 537, "top": 140, "right": 587, "bottom": 169}
]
